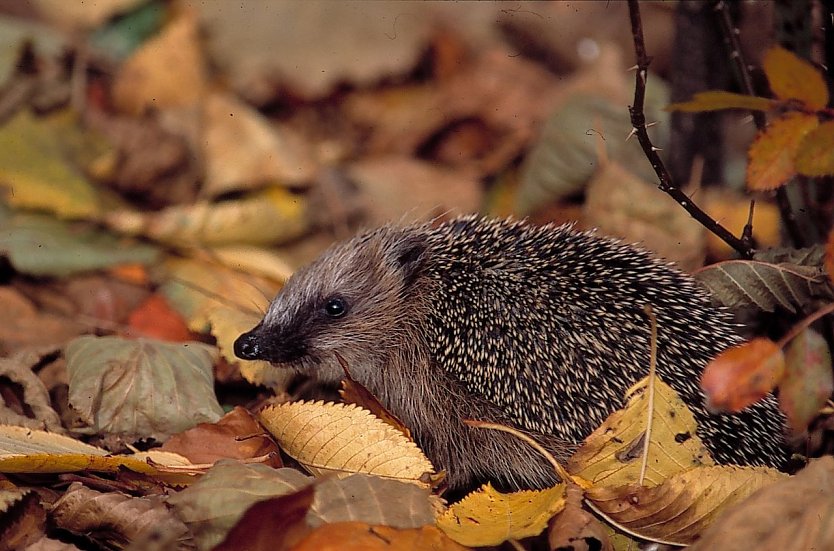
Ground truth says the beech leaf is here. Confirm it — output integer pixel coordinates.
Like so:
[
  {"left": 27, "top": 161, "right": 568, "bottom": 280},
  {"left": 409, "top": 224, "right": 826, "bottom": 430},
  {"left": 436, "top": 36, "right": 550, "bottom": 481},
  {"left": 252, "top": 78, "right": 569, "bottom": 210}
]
[
  {"left": 746, "top": 113, "right": 819, "bottom": 191},
  {"left": 762, "top": 46, "right": 829, "bottom": 110},
  {"left": 65, "top": 335, "right": 223, "bottom": 440},
  {"left": 666, "top": 90, "right": 775, "bottom": 113}
]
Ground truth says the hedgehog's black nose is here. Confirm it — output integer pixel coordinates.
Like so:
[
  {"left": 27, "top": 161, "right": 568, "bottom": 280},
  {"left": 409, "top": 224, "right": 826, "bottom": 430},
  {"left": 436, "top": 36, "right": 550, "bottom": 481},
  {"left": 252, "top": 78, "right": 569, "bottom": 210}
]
[{"left": 234, "top": 331, "right": 263, "bottom": 360}]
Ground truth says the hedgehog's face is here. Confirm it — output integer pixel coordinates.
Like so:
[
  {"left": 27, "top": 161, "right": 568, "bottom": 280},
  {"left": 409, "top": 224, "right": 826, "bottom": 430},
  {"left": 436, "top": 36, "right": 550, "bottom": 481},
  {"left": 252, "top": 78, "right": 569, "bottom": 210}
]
[{"left": 233, "top": 228, "right": 427, "bottom": 382}]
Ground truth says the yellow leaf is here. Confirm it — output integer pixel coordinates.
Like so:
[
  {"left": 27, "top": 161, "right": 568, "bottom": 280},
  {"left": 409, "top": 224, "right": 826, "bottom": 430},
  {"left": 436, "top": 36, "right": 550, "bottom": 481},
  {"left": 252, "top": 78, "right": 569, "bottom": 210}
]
[
  {"left": 568, "top": 377, "right": 714, "bottom": 488},
  {"left": 746, "top": 113, "right": 819, "bottom": 191},
  {"left": 763, "top": 46, "right": 829, "bottom": 109},
  {"left": 0, "top": 111, "right": 103, "bottom": 219},
  {"left": 259, "top": 401, "right": 435, "bottom": 483},
  {"left": 666, "top": 91, "right": 775, "bottom": 112},
  {"left": 586, "top": 465, "right": 786, "bottom": 545},
  {"left": 795, "top": 120, "right": 834, "bottom": 177},
  {"left": 437, "top": 482, "right": 566, "bottom": 547}
]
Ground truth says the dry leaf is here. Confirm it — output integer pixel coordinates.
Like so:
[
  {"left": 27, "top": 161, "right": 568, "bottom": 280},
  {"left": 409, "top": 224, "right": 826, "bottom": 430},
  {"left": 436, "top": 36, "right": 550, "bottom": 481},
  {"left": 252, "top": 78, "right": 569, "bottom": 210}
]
[
  {"left": 587, "top": 465, "right": 786, "bottom": 545},
  {"left": 259, "top": 401, "right": 434, "bottom": 482},
  {"left": 568, "top": 377, "right": 714, "bottom": 488},
  {"left": 701, "top": 338, "right": 785, "bottom": 413},
  {"left": 779, "top": 329, "right": 833, "bottom": 434},
  {"left": 547, "top": 483, "right": 612, "bottom": 551},
  {"left": 689, "top": 457, "right": 834, "bottom": 551},
  {"left": 112, "top": 9, "right": 206, "bottom": 115},
  {"left": 0, "top": 288, "right": 84, "bottom": 354},
  {"left": 202, "top": 92, "right": 317, "bottom": 196},
  {"left": 795, "top": 120, "right": 834, "bottom": 177},
  {"left": 125, "top": 294, "right": 193, "bottom": 342},
  {"left": 293, "top": 524, "right": 468, "bottom": 551},
  {"left": 51, "top": 482, "right": 191, "bottom": 550},
  {"left": 339, "top": 377, "right": 412, "bottom": 439},
  {"left": 762, "top": 46, "right": 829, "bottom": 110},
  {"left": 65, "top": 335, "right": 223, "bottom": 441},
  {"left": 0, "top": 347, "right": 64, "bottom": 433},
  {"left": 160, "top": 406, "right": 282, "bottom": 467},
  {"left": 747, "top": 113, "right": 819, "bottom": 191},
  {"left": 436, "top": 482, "right": 565, "bottom": 547},
  {"left": 0, "top": 489, "right": 46, "bottom": 551},
  {"left": 827, "top": 229, "right": 834, "bottom": 285},
  {"left": 666, "top": 90, "right": 775, "bottom": 112}
]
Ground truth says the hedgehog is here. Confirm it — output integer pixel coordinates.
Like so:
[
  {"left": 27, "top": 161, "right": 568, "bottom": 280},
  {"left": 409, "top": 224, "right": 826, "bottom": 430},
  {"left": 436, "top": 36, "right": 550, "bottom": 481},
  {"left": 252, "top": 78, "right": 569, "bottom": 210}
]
[{"left": 234, "top": 215, "right": 787, "bottom": 490}]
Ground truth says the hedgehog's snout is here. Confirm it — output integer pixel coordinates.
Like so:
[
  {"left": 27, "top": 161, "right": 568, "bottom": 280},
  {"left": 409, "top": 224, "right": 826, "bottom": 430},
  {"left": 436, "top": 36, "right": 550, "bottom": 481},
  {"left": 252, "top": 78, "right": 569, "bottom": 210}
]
[{"left": 234, "top": 330, "right": 264, "bottom": 360}]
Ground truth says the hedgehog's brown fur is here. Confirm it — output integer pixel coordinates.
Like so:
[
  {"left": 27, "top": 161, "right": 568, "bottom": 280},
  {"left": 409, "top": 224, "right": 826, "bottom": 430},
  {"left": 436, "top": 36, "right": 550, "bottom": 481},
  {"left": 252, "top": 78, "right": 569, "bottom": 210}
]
[{"left": 235, "top": 216, "right": 787, "bottom": 490}]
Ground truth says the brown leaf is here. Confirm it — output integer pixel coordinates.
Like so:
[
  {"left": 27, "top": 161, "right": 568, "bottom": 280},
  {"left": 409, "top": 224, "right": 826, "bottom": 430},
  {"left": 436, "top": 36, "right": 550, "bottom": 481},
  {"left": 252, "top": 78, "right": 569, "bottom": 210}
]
[
  {"left": 762, "top": 46, "right": 829, "bottom": 110},
  {"left": 779, "top": 329, "right": 833, "bottom": 434},
  {"left": 701, "top": 338, "right": 785, "bottom": 413},
  {"left": 795, "top": 120, "right": 834, "bottom": 177},
  {"left": 160, "top": 406, "right": 282, "bottom": 467},
  {"left": 547, "top": 483, "right": 612, "bottom": 551},
  {"left": 0, "top": 288, "right": 84, "bottom": 355},
  {"left": 213, "top": 485, "right": 315, "bottom": 551},
  {"left": 746, "top": 113, "right": 819, "bottom": 191},
  {"left": 0, "top": 347, "right": 64, "bottom": 433},
  {"left": 827, "top": 229, "right": 834, "bottom": 285},
  {"left": 0, "top": 490, "right": 46, "bottom": 551},
  {"left": 293, "top": 523, "right": 469, "bottom": 551},
  {"left": 667, "top": 90, "right": 775, "bottom": 112},
  {"left": 688, "top": 457, "right": 834, "bottom": 551},
  {"left": 51, "top": 482, "right": 191, "bottom": 550},
  {"left": 339, "top": 375, "right": 412, "bottom": 440}
]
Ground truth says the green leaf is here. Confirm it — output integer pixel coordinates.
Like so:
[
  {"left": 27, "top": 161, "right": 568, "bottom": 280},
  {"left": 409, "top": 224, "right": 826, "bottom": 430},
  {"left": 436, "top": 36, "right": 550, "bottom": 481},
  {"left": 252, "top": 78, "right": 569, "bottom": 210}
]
[
  {"left": 65, "top": 336, "right": 223, "bottom": 441},
  {"left": 666, "top": 91, "right": 775, "bottom": 113},
  {"left": 0, "top": 211, "right": 159, "bottom": 277}
]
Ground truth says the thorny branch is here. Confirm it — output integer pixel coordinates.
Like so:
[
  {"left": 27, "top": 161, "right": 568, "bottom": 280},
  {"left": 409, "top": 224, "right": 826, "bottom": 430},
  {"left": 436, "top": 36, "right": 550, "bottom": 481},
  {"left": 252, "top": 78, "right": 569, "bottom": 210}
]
[
  {"left": 626, "top": 0, "right": 753, "bottom": 258},
  {"left": 712, "top": 0, "right": 805, "bottom": 249}
]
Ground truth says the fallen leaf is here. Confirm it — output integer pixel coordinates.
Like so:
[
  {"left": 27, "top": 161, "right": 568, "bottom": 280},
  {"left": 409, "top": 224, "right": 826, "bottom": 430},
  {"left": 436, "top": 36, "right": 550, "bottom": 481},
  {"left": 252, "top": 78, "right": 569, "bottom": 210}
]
[
  {"left": 125, "top": 294, "right": 193, "bottom": 342},
  {"left": 32, "top": 0, "right": 145, "bottom": 29},
  {"left": 259, "top": 401, "right": 434, "bottom": 482},
  {"left": 779, "top": 329, "right": 833, "bottom": 434},
  {"left": 51, "top": 482, "right": 191, "bottom": 550},
  {"left": 568, "top": 377, "right": 714, "bottom": 488},
  {"left": 436, "top": 482, "right": 566, "bottom": 547},
  {"left": 160, "top": 406, "right": 282, "bottom": 467},
  {"left": 795, "top": 120, "right": 834, "bottom": 177},
  {"left": 0, "top": 287, "right": 84, "bottom": 355},
  {"left": 746, "top": 112, "right": 819, "bottom": 191},
  {"left": 0, "top": 347, "right": 64, "bottom": 432},
  {"left": 0, "top": 489, "right": 46, "bottom": 551},
  {"left": 587, "top": 465, "right": 785, "bottom": 545},
  {"left": 112, "top": 8, "right": 206, "bottom": 115},
  {"left": 827, "top": 228, "right": 834, "bottom": 284},
  {"left": 762, "top": 46, "right": 829, "bottom": 110},
  {"left": 547, "top": 483, "right": 612, "bottom": 551},
  {"left": 293, "top": 524, "right": 468, "bottom": 551},
  {"left": 701, "top": 338, "right": 785, "bottom": 413},
  {"left": 65, "top": 335, "right": 223, "bottom": 441},
  {"left": 339, "top": 377, "right": 412, "bottom": 439}
]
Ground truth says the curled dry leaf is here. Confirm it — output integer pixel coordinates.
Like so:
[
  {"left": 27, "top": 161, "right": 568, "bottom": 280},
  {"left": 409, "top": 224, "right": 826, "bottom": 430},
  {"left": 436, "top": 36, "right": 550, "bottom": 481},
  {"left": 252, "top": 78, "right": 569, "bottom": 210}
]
[
  {"left": 568, "top": 377, "right": 713, "bottom": 488},
  {"left": 52, "top": 482, "right": 192, "bottom": 550},
  {"left": 259, "top": 401, "right": 434, "bottom": 482},
  {"left": 0, "top": 489, "right": 46, "bottom": 550},
  {"left": 701, "top": 338, "right": 785, "bottom": 414},
  {"left": 0, "top": 347, "right": 65, "bottom": 433},
  {"left": 689, "top": 457, "right": 834, "bottom": 551},
  {"left": 339, "top": 377, "right": 411, "bottom": 439},
  {"left": 547, "top": 483, "right": 612, "bottom": 551},
  {"left": 586, "top": 465, "right": 786, "bottom": 545},
  {"left": 746, "top": 113, "right": 819, "bottom": 192},
  {"left": 65, "top": 335, "right": 223, "bottom": 441},
  {"left": 436, "top": 482, "right": 566, "bottom": 547},
  {"left": 779, "top": 329, "right": 834, "bottom": 434},
  {"left": 762, "top": 46, "right": 829, "bottom": 110}
]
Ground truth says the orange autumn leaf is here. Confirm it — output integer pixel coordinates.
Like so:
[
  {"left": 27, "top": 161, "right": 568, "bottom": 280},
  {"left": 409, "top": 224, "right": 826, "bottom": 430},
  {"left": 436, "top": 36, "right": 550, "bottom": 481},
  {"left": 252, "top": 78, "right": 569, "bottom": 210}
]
[
  {"left": 125, "top": 294, "right": 193, "bottom": 342},
  {"left": 779, "top": 329, "right": 833, "bottom": 434},
  {"left": 795, "top": 121, "right": 834, "bottom": 177},
  {"left": 666, "top": 91, "right": 775, "bottom": 113},
  {"left": 701, "top": 338, "right": 785, "bottom": 413},
  {"left": 746, "top": 113, "right": 818, "bottom": 191},
  {"left": 763, "top": 46, "right": 829, "bottom": 110},
  {"left": 107, "top": 263, "right": 150, "bottom": 286}
]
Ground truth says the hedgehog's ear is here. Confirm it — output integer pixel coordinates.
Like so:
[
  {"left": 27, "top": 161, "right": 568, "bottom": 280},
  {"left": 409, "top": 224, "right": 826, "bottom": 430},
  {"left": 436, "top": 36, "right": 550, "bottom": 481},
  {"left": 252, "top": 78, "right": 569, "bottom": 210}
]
[{"left": 392, "top": 234, "right": 427, "bottom": 286}]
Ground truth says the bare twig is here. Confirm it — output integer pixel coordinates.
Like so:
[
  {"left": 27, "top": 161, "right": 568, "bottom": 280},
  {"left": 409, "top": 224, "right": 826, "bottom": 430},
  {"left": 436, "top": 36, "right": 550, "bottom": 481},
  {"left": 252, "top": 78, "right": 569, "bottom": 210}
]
[
  {"left": 712, "top": 0, "right": 805, "bottom": 247},
  {"left": 627, "top": 0, "right": 753, "bottom": 257}
]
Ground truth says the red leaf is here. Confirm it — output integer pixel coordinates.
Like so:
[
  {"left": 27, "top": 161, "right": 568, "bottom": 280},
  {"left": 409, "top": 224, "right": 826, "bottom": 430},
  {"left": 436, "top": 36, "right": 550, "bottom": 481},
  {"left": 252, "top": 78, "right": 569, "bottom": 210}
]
[
  {"left": 125, "top": 294, "right": 192, "bottom": 342},
  {"left": 701, "top": 338, "right": 785, "bottom": 413}
]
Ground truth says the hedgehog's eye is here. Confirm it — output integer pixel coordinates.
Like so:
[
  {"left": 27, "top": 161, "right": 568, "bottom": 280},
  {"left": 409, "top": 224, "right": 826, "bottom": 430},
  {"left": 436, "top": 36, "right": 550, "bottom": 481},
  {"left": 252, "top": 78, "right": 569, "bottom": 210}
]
[{"left": 324, "top": 297, "right": 348, "bottom": 319}]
